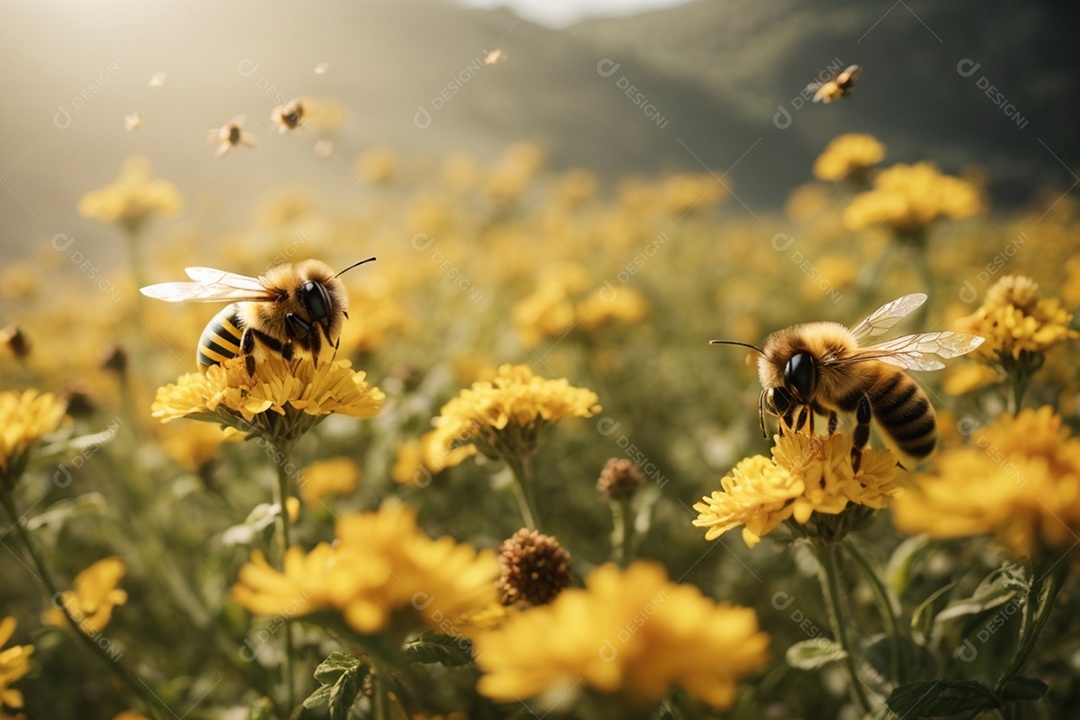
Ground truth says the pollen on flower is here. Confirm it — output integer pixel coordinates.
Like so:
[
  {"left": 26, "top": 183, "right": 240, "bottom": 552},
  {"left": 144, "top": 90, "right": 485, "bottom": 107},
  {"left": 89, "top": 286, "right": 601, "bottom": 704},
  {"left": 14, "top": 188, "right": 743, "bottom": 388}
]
[{"left": 694, "top": 431, "right": 898, "bottom": 548}]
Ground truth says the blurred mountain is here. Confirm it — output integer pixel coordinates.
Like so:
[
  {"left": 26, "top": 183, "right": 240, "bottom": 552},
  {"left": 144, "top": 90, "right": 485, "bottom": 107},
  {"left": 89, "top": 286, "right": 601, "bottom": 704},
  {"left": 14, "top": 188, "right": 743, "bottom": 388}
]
[{"left": 2, "top": 0, "right": 1077, "bottom": 263}]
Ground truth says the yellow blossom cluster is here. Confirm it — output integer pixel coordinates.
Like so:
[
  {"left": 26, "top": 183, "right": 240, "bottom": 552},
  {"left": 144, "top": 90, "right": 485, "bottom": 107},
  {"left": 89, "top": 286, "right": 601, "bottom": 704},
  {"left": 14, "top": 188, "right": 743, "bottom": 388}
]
[
  {"left": 151, "top": 355, "right": 383, "bottom": 447},
  {"left": 955, "top": 275, "right": 1077, "bottom": 360},
  {"left": 423, "top": 364, "right": 600, "bottom": 466},
  {"left": 298, "top": 456, "right": 361, "bottom": 506},
  {"left": 512, "top": 263, "right": 647, "bottom": 347},
  {"left": 474, "top": 561, "right": 769, "bottom": 709},
  {"left": 812, "top": 133, "right": 886, "bottom": 183},
  {"left": 43, "top": 557, "right": 128, "bottom": 635},
  {"left": 0, "top": 617, "right": 33, "bottom": 716},
  {"left": 893, "top": 407, "right": 1080, "bottom": 558},
  {"left": 694, "top": 432, "right": 898, "bottom": 548},
  {"left": 77, "top": 157, "right": 182, "bottom": 234},
  {"left": 232, "top": 503, "right": 498, "bottom": 635},
  {"left": 843, "top": 161, "right": 982, "bottom": 236},
  {"left": 0, "top": 389, "right": 67, "bottom": 480}
]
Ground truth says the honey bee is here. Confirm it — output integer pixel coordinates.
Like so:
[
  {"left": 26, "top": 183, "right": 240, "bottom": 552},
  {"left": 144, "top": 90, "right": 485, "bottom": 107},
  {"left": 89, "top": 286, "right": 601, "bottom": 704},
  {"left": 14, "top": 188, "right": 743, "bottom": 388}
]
[
  {"left": 140, "top": 258, "right": 375, "bottom": 374},
  {"left": 808, "top": 64, "right": 860, "bottom": 104},
  {"left": 484, "top": 48, "right": 507, "bottom": 66},
  {"left": 271, "top": 99, "right": 305, "bottom": 132},
  {"left": 713, "top": 294, "right": 983, "bottom": 469},
  {"left": 210, "top": 116, "right": 255, "bottom": 156}
]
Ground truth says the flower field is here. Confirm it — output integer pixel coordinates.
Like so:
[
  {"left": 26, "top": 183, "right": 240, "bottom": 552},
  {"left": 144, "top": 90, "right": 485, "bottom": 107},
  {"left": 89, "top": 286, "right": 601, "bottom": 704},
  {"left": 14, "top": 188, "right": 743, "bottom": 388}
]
[{"left": 3, "top": 107, "right": 1080, "bottom": 720}]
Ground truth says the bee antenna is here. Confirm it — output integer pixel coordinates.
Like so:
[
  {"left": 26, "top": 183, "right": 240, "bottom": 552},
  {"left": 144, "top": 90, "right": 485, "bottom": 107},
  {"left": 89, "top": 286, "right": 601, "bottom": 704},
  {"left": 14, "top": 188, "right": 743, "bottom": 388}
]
[
  {"left": 710, "top": 339, "right": 765, "bottom": 355},
  {"left": 335, "top": 257, "right": 377, "bottom": 278}
]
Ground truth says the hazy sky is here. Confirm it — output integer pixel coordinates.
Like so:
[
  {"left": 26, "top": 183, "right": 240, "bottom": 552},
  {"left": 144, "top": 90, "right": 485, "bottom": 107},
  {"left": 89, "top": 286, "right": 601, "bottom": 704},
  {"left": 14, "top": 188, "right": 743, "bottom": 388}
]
[{"left": 451, "top": 0, "right": 693, "bottom": 26}]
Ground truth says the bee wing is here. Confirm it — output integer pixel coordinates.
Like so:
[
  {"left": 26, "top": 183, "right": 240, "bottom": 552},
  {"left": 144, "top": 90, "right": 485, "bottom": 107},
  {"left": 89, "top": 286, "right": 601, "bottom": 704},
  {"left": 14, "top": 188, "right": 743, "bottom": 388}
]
[
  {"left": 140, "top": 267, "right": 271, "bottom": 302},
  {"left": 849, "top": 294, "right": 927, "bottom": 340},
  {"left": 838, "top": 65, "right": 861, "bottom": 84},
  {"left": 854, "top": 332, "right": 985, "bottom": 371}
]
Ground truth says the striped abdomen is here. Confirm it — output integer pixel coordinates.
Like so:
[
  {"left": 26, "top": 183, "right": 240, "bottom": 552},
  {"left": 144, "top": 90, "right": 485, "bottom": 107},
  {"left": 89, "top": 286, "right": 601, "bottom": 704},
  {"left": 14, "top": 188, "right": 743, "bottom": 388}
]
[
  {"left": 197, "top": 304, "right": 245, "bottom": 368},
  {"left": 835, "top": 365, "right": 936, "bottom": 459}
]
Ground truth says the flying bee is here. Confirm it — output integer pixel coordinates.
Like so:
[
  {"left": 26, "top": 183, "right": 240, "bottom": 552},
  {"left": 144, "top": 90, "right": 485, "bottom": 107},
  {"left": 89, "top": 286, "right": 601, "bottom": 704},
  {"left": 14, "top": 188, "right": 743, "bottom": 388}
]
[
  {"left": 271, "top": 99, "right": 305, "bottom": 132},
  {"left": 210, "top": 116, "right": 255, "bottom": 156},
  {"left": 808, "top": 64, "right": 861, "bottom": 104},
  {"left": 140, "top": 258, "right": 375, "bottom": 374},
  {"left": 713, "top": 294, "right": 983, "bottom": 471}
]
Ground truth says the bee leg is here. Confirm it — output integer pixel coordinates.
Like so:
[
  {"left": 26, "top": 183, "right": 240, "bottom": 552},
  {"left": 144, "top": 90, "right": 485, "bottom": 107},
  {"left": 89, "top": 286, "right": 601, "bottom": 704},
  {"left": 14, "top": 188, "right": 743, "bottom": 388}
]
[
  {"left": 240, "top": 328, "right": 257, "bottom": 375},
  {"left": 794, "top": 405, "right": 811, "bottom": 434},
  {"left": 828, "top": 411, "right": 838, "bottom": 435},
  {"left": 851, "top": 395, "right": 872, "bottom": 473}
]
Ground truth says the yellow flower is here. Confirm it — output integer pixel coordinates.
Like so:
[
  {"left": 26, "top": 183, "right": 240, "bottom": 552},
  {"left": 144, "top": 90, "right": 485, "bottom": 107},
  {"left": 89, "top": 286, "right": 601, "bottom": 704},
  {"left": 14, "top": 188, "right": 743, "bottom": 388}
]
[
  {"left": 842, "top": 161, "right": 982, "bottom": 237},
  {"left": 298, "top": 456, "right": 361, "bottom": 506},
  {"left": 426, "top": 364, "right": 600, "bottom": 464},
  {"left": 158, "top": 422, "right": 236, "bottom": 472},
  {"left": 151, "top": 355, "right": 383, "bottom": 449},
  {"left": 955, "top": 275, "right": 1077, "bottom": 360},
  {"left": 694, "top": 432, "right": 898, "bottom": 548},
  {"left": 812, "top": 133, "right": 885, "bottom": 183},
  {"left": 511, "top": 264, "right": 590, "bottom": 348},
  {"left": 474, "top": 561, "right": 769, "bottom": 710},
  {"left": 232, "top": 543, "right": 340, "bottom": 618},
  {"left": 232, "top": 503, "right": 498, "bottom": 636},
  {"left": 43, "top": 557, "right": 128, "bottom": 635},
  {"left": 659, "top": 173, "right": 727, "bottom": 214},
  {"left": 0, "top": 389, "right": 67, "bottom": 481},
  {"left": 111, "top": 713, "right": 153, "bottom": 720},
  {"left": 0, "top": 618, "right": 33, "bottom": 714},
  {"left": 893, "top": 407, "right": 1080, "bottom": 558},
  {"left": 355, "top": 147, "right": 398, "bottom": 184},
  {"left": 77, "top": 156, "right": 182, "bottom": 234},
  {"left": 576, "top": 286, "right": 648, "bottom": 332}
]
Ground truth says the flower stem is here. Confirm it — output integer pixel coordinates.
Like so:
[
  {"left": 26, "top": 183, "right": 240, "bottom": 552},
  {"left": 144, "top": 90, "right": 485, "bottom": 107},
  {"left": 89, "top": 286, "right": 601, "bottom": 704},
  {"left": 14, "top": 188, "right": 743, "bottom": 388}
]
[
  {"left": 818, "top": 543, "right": 873, "bottom": 714},
  {"left": 0, "top": 487, "right": 169, "bottom": 719},
  {"left": 610, "top": 497, "right": 635, "bottom": 567},
  {"left": 271, "top": 448, "right": 296, "bottom": 715},
  {"left": 842, "top": 539, "right": 907, "bottom": 685},
  {"left": 505, "top": 455, "right": 539, "bottom": 532}
]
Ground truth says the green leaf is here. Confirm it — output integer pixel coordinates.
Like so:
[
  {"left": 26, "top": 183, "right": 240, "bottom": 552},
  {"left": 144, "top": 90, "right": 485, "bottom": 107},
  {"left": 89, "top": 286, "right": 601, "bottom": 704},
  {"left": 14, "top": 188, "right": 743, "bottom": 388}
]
[
  {"left": 999, "top": 676, "right": 1049, "bottom": 702},
  {"left": 220, "top": 503, "right": 277, "bottom": 546},
  {"left": 911, "top": 581, "right": 958, "bottom": 641},
  {"left": 402, "top": 631, "right": 475, "bottom": 667},
  {"left": 314, "top": 651, "right": 363, "bottom": 684},
  {"left": 302, "top": 684, "right": 332, "bottom": 710},
  {"left": 886, "top": 535, "right": 932, "bottom": 595},
  {"left": 785, "top": 638, "right": 847, "bottom": 670},
  {"left": 328, "top": 665, "right": 365, "bottom": 720},
  {"left": 935, "top": 563, "right": 1026, "bottom": 625},
  {"left": 887, "top": 679, "right": 999, "bottom": 716}
]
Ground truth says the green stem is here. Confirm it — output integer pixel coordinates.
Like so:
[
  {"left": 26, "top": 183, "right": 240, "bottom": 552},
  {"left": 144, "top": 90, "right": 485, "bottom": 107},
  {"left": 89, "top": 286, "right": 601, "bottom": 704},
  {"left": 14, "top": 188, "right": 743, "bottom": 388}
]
[
  {"left": 610, "top": 497, "right": 635, "bottom": 567},
  {"left": 819, "top": 543, "right": 873, "bottom": 714},
  {"left": 843, "top": 539, "right": 907, "bottom": 685},
  {"left": 271, "top": 450, "right": 296, "bottom": 715},
  {"left": 0, "top": 487, "right": 169, "bottom": 719},
  {"left": 505, "top": 455, "right": 539, "bottom": 532},
  {"left": 995, "top": 559, "right": 1068, "bottom": 691}
]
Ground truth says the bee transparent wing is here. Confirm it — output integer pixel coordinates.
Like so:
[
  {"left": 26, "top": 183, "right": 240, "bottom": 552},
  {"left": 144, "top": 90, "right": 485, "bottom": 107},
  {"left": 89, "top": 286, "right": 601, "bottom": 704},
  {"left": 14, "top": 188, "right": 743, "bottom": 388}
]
[
  {"left": 140, "top": 267, "right": 270, "bottom": 302},
  {"left": 849, "top": 294, "right": 927, "bottom": 340},
  {"left": 856, "top": 332, "right": 985, "bottom": 371}
]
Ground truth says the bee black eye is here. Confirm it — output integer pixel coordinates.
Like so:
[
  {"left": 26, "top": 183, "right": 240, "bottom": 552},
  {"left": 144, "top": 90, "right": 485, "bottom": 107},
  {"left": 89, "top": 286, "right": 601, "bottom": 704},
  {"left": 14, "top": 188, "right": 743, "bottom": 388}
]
[
  {"left": 783, "top": 351, "right": 817, "bottom": 402},
  {"left": 300, "top": 281, "right": 332, "bottom": 324}
]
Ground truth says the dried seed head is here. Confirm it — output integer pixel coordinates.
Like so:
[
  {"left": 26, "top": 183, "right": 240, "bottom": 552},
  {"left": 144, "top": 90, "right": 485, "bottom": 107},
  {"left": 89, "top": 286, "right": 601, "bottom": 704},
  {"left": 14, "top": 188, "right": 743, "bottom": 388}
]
[
  {"left": 497, "top": 529, "right": 572, "bottom": 608},
  {"left": 597, "top": 458, "right": 645, "bottom": 500},
  {"left": 101, "top": 345, "right": 128, "bottom": 376}
]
